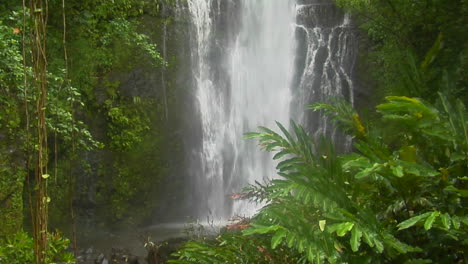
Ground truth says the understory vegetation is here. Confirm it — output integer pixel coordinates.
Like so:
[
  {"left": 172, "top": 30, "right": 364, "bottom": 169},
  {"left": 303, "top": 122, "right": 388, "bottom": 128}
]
[
  {"left": 170, "top": 0, "right": 467, "bottom": 263},
  {"left": 1, "top": 0, "right": 179, "bottom": 263},
  {"left": 172, "top": 95, "right": 467, "bottom": 263}
]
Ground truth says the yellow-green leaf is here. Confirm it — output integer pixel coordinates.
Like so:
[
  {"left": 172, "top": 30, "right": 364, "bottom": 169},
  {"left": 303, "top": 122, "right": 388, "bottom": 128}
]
[{"left": 319, "top": 220, "right": 326, "bottom": 232}]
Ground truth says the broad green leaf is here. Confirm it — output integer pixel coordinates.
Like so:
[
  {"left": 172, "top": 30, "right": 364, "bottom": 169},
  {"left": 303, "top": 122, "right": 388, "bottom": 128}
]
[
  {"left": 391, "top": 165, "right": 404, "bottom": 177},
  {"left": 271, "top": 229, "right": 287, "bottom": 249},
  {"left": 362, "top": 231, "right": 374, "bottom": 248},
  {"left": 355, "top": 163, "right": 381, "bottom": 179},
  {"left": 242, "top": 224, "right": 281, "bottom": 235},
  {"left": 287, "top": 233, "right": 296, "bottom": 248},
  {"left": 307, "top": 246, "right": 314, "bottom": 263},
  {"left": 440, "top": 213, "right": 451, "bottom": 229},
  {"left": 41, "top": 174, "right": 50, "bottom": 179},
  {"left": 374, "top": 237, "right": 384, "bottom": 253},
  {"left": 350, "top": 226, "right": 362, "bottom": 252},
  {"left": 395, "top": 160, "right": 438, "bottom": 177},
  {"left": 329, "top": 222, "right": 354, "bottom": 237},
  {"left": 276, "top": 121, "right": 296, "bottom": 148},
  {"left": 424, "top": 211, "right": 440, "bottom": 230},
  {"left": 398, "top": 212, "right": 432, "bottom": 230},
  {"left": 385, "top": 234, "right": 422, "bottom": 253},
  {"left": 277, "top": 157, "right": 301, "bottom": 171},
  {"left": 342, "top": 156, "right": 370, "bottom": 169},
  {"left": 452, "top": 216, "right": 461, "bottom": 229}
]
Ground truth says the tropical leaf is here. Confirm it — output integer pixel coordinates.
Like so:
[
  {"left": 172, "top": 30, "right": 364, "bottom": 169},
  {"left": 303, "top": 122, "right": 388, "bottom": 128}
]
[
  {"left": 424, "top": 211, "right": 440, "bottom": 230},
  {"left": 350, "top": 226, "right": 363, "bottom": 252},
  {"left": 398, "top": 212, "right": 432, "bottom": 230}
]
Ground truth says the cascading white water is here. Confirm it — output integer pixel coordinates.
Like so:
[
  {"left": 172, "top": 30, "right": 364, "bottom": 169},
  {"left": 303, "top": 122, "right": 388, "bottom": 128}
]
[
  {"left": 227, "top": 1, "right": 296, "bottom": 218},
  {"left": 292, "top": 1, "right": 358, "bottom": 148},
  {"left": 186, "top": 0, "right": 296, "bottom": 221},
  {"left": 186, "top": 0, "right": 226, "bottom": 220},
  {"left": 184, "top": 0, "right": 357, "bottom": 221}
]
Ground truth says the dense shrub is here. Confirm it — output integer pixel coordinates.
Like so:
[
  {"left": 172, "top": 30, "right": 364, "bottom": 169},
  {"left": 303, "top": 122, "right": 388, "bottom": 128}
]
[
  {"left": 172, "top": 95, "right": 467, "bottom": 263},
  {"left": 0, "top": 231, "right": 75, "bottom": 264}
]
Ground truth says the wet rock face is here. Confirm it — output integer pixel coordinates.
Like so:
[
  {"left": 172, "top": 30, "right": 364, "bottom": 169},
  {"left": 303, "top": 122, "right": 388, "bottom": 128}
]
[
  {"left": 296, "top": 1, "right": 345, "bottom": 28},
  {"left": 291, "top": 0, "right": 359, "bottom": 151},
  {"left": 145, "top": 237, "right": 187, "bottom": 264},
  {"left": 109, "top": 248, "right": 140, "bottom": 264}
]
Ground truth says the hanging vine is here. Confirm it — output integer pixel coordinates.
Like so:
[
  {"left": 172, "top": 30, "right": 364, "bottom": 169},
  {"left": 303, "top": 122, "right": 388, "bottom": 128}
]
[
  {"left": 60, "top": 0, "right": 78, "bottom": 256},
  {"left": 29, "top": 0, "right": 49, "bottom": 263}
]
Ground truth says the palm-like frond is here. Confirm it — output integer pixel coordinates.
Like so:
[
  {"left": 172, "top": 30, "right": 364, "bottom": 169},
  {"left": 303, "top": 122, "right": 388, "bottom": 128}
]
[{"left": 173, "top": 96, "right": 467, "bottom": 263}]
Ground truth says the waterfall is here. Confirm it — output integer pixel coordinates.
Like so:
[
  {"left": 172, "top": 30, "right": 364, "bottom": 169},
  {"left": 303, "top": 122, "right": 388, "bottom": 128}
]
[
  {"left": 292, "top": 1, "right": 358, "bottom": 149},
  {"left": 183, "top": 0, "right": 357, "bottom": 222},
  {"left": 226, "top": 1, "right": 296, "bottom": 218}
]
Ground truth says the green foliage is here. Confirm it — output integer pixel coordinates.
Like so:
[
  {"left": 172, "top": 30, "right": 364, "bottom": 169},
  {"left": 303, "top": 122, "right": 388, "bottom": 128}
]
[
  {"left": 101, "top": 18, "right": 163, "bottom": 67},
  {"left": 0, "top": 19, "right": 23, "bottom": 136},
  {"left": 105, "top": 98, "right": 151, "bottom": 151},
  {"left": 47, "top": 74, "right": 104, "bottom": 152},
  {"left": 170, "top": 230, "right": 302, "bottom": 264},
  {"left": 335, "top": 0, "right": 467, "bottom": 102},
  {"left": 0, "top": 0, "right": 172, "bottom": 232},
  {"left": 90, "top": 95, "right": 171, "bottom": 226},
  {"left": 0, "top": 232, "right": 34, "bottom": 264},
  {"left": 173, "top": 96, "right": 467, "bottom": 263},
  {"left": 0, "top": 12, "right": 27, "bottom": 237},
  {"left": 0, "top": 231, "right": 75, "bottom": 264},
  {"left": 0, "top": 168, "right": 25, "bottom": 236},
  {"left": 58, "top": 0, "right": 165, "bottom": 91}
]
